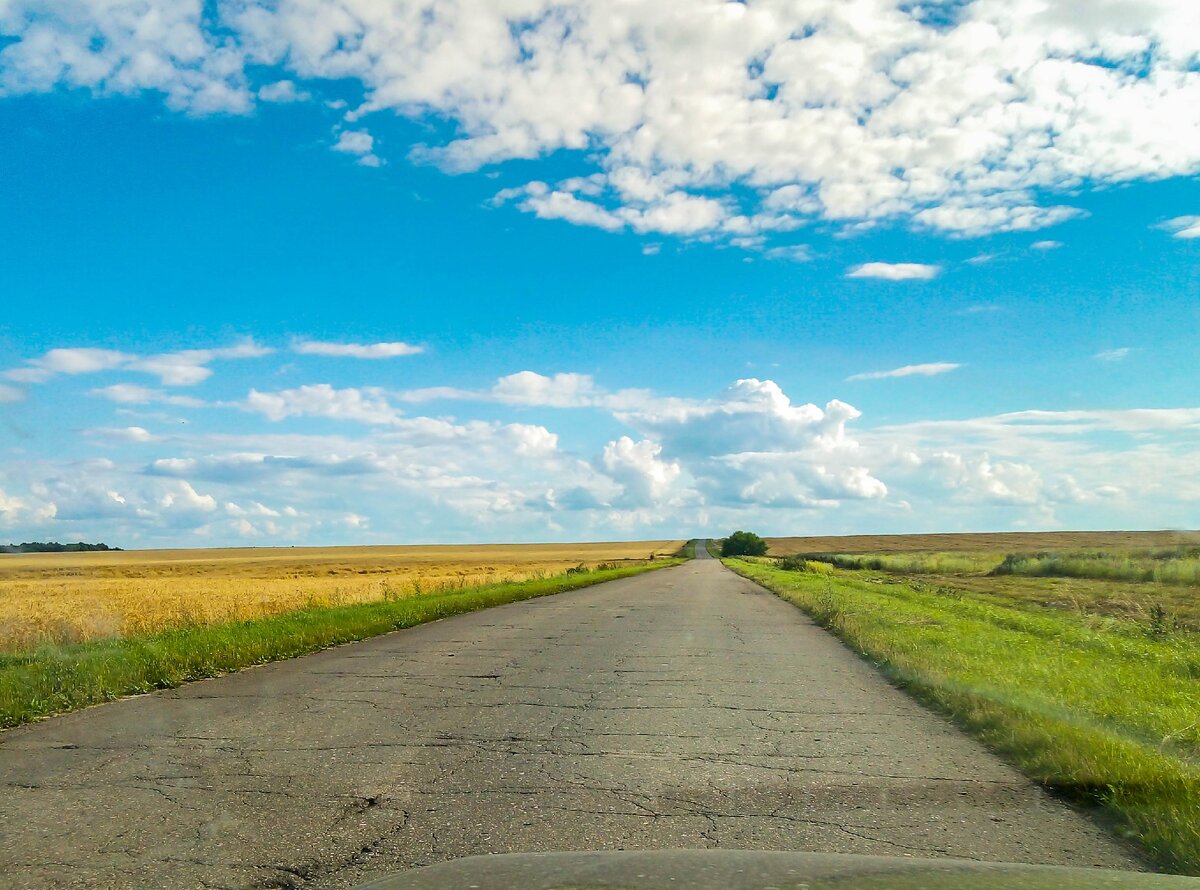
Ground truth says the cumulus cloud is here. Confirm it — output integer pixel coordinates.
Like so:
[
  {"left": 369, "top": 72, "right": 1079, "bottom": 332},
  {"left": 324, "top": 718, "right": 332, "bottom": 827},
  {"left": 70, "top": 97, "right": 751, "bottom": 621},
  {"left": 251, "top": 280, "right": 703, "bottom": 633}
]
[
  {"left": 927, "top": 452, "right": 1043, "bottom": 505},
  {"left": 847, "top": 362, "right": 961, "bottom": 381},
  {"left": 6, "top": 360, "right": 1200, "bottom": 542},
  {"left": 292, "top": 340, "right": 424, "bottom": 359},
  {"left": 332, "top": 129, "right": 382, "bottom": 167},
  {"left": 4, "top": 1, "right": 1200, "bottom": 242},
  {"left": 602, "top": 437, "right": 681, "bottom": 507},
  {"left": 846, "top": 262, "right": 941, "bottom": 281},
  {"left": 1158, "top": 216, "right": 1200, "bottom": 239}
]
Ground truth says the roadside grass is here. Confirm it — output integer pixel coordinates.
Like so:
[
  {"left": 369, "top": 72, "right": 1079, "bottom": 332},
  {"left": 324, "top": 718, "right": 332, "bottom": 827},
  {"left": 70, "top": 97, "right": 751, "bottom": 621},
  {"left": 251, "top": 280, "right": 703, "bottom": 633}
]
[
  {"left": 705, "top": 539, "right": 722, "bottom": 557},
  {"left": 793, "top": 548, "right": 1200, "bottom": 629},
  {"left": 678, "top": 540, "right": 697, "bottom": 558},
  {"left": 0, "top": 560, "right": 682, "bottom": 730},
  {"left": 725, "top": 557, "right": 1200, "bottom": 875},
  {"left": 799, "top": 548, "right": 1200, "bottom": 587}
]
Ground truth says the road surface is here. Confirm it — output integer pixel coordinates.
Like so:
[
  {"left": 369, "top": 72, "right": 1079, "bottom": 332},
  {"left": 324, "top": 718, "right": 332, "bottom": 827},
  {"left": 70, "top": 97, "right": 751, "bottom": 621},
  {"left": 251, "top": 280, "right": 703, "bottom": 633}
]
[{"left": 0, "top": 544, "right": 1144, "bottom": 888}]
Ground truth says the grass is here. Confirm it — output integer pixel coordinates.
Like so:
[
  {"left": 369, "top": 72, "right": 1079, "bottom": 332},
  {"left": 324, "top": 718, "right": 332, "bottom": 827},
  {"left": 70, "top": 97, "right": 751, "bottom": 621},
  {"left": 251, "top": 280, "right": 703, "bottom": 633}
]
[
  {"left": 804, "top": 548, "right": 1200, "bottom": 588},
  {"left": 767, "top": 530, "right": 1199, "bottom": 555},
  {"left": 0, "top": 559, "right": 683, "bottom": 730},
  {"left": 788, "top": 547, "right": 1200, "bottom": 629},
  {"left": 0, "top": 540, "right": 684, "bottom": 651},
  {"left": 725, "top": 556, "right": 1200, "bottom": 875},
  {"left": 993, "top": 550, "right": 1200, "bottom": 587}
]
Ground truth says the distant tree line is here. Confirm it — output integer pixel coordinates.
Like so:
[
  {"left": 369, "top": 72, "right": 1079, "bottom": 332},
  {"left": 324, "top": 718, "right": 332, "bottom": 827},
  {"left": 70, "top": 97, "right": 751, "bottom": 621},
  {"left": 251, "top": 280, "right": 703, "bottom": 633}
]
[{"left": 0, "top": 541, "right": 121, "bottom": 553}]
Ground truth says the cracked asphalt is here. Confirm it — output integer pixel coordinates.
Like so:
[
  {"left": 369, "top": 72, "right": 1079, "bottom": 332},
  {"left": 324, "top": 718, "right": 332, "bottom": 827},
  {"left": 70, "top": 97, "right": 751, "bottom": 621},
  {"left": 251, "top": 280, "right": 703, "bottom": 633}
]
[{"left": 0, "top": 544, "right": 1145, "bottom": 888}]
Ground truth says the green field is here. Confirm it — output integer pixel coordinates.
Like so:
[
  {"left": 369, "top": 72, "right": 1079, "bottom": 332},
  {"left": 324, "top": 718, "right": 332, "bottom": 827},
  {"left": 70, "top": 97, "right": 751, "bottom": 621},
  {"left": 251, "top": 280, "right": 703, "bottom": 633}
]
[
  {"left": 0, "top": 559, "right": 681, "bottom": 730},
  {"left": 725, "top": 552, "right": 1200, "bottom": 875}
]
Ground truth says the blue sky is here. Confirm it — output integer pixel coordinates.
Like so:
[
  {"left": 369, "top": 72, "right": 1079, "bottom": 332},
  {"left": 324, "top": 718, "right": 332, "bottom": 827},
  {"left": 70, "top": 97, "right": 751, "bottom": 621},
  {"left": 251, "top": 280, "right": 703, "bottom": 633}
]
[{"left": 1, "top": 1, "right": 1198, "bottom": 546}]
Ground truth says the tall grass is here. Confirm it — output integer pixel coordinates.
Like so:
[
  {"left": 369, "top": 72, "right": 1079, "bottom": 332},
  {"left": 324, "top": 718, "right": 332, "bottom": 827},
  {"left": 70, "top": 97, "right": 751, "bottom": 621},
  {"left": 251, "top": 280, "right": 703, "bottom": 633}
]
[
  {"left": 797, "top": 547, "right": 1200, "bottom": 587},
  {"left": 0, "top": 560, "right": 680, "bottom": 729},
  {"left": 807, "top": 552, "right": 996, "bottom": 574},
  {"left": 994, "top": 551, "right": 1200, "bottom": 586},
  {"left": 727, "top": 558, "right": 1200, "bottom": 875}
]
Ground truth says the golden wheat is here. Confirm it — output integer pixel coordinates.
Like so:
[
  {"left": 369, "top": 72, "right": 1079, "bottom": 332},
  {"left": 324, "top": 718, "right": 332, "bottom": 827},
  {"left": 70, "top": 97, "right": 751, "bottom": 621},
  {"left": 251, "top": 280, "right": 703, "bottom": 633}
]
[{"left": 0, "top": 541, "right": 683, "bottom": 651}]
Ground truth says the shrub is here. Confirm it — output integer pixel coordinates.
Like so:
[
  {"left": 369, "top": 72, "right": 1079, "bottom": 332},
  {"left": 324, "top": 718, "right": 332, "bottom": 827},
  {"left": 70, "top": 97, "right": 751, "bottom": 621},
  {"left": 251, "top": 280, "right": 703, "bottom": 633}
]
[
  {"left": 781, "top": 555, "right": 834, "bottom": 575},
  {"left": 721, "top": 531, "right": 768, "bottom": 557}
]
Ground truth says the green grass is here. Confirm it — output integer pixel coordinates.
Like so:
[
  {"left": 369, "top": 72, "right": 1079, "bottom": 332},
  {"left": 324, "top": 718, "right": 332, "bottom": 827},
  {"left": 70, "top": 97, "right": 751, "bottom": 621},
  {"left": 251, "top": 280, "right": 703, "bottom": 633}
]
[
  {"left": 795, "top": 547, "right": 1200, "bottom": 587},
  {"left": 0, "top": 560, "right": 681, "bottom": 730},
  {"left": 725, "top": 557, "right": 1200, "bottom": 875},
  {"left": 994, "top": 550, "right": 1200, "bottom": 587},
  {"left": 678, "top": 539, "right": 697, "bottom": 559},
  {"left": 813, "top": 551, "right": 998, "bottom": 574},
  {"left": 705, "top": 538, "right": 722, "bottom": 557}
]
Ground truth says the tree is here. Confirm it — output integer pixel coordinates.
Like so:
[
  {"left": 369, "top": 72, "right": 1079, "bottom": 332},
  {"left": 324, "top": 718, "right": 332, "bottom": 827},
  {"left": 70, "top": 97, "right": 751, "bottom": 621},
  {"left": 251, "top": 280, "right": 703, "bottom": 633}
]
[{"left": 721, "top": 530, "right": 768, "bottom": 557}]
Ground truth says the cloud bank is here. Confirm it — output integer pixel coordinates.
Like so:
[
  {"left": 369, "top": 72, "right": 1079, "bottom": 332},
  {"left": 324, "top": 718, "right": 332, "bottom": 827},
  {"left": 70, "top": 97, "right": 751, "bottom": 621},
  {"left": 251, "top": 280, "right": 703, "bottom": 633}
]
[{"left": 3, "top": 1, "right": 1200, "bottom": 243}]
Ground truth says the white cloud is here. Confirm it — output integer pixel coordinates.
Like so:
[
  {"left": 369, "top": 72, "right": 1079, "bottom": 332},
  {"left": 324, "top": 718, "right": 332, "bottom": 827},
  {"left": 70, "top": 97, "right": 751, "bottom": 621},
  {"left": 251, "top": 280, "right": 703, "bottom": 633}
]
[
  {"left": 491, "top": 371, "right": 602, "bottom": 407},
  {"left": 292, "top": 340, "right": 424, "bottom": 359},
  {"left": 332, "top": 129, "right": 382, "bottom": 167},
  {"left": 245, "top": 384, "right": 402, "bottom": 425},
  {"left": 927, "top": 452, "right": 1044, "bottom": 506},
  {"left": 124, "top": 342, "right": 272, "bottom": 386},
  {"left": 954, "top": 303, "right": 1002, "bottom": 315},
  {"left": 846, "top": 262, "right": 941, "bottom": 281},
  {"left": 258, "top": 80, "right": 307, "bottom": 102},
  {"left": 158, "top": 480, "right": 217, "bottom": 514},
  {"left": 847, "top": 362, "right": 961, "bottom": 381},
  {"left": 7, "top": 1, "right": 1200, "bottom": 240},
  {"left": 1094, "top": 347, "right": 1132, "bottom": 362},
  {"left": 88, "top": 426, "right": 155, "bottom": 443},
  {"left": 0, "top": 384, "right": 24, "bottom": 403},
  {"left": 6, "top": 348, "right": 130, "bottom": 383},
  {"left": 0, "top": 488, "right": 26, "bottom": 528},
  {"left": 398, "top": 370, "right": 656, "bottom": 412},
  {"left": 1031, "top": 240, "right": 1064, "bottom": 250},
  {"left": 6, "top": 361, "right": 1200, "bottom": 543},
  {"left": 1158, "top": 216, "right": 1200, "bottom": 239},
  {"left": 763, "top": 244, "right": 812, "bottom": 262},
  {"left": 89, "top": 384, "right": 205, "bottom": 407},
  {"left": 601, "top": 437, "right": 681, "bottom": 507},
  {"left": 8, "top": 341, "right": 270, "bottom": 387}
]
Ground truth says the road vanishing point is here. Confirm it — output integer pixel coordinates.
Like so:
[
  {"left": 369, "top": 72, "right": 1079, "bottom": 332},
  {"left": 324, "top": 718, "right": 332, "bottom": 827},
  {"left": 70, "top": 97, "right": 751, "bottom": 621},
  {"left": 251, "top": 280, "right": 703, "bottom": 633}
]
[{"left": 0, "top": 543, "right": 1144, "bottom": 888}]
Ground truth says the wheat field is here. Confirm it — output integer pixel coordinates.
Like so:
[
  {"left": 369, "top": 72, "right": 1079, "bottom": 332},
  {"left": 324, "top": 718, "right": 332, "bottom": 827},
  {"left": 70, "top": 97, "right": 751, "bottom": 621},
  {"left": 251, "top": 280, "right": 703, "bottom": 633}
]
[{"left": 0, "top": 541, "right": 683, "bottom": 651}]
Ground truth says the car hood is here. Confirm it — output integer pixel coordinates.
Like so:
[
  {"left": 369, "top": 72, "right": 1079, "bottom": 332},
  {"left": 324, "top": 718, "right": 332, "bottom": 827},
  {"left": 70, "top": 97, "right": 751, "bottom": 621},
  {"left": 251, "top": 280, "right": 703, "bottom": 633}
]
[{"left": 359, "top": 849, "right": 1199, "bottom": 889}]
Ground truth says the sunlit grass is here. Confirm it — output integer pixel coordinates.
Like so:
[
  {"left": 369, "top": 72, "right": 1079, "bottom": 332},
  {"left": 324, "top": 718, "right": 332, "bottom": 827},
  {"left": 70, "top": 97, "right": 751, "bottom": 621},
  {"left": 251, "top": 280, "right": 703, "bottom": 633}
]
[
  {"left": 791, "top": 547, "right": 1200, "bottom": 587},
  {"left": 0, "top": 541, "right": 683, "bottom": 651},
  {"left": 727, "top": 557, "right": 1200, "bottom": 875}
]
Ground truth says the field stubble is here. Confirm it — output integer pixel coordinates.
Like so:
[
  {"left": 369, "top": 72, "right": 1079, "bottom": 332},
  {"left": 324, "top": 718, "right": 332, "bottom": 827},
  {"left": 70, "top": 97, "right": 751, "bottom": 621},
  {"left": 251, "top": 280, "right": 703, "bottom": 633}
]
[{"left": 0, "top": 541, "right": 683, "bottom": 652}]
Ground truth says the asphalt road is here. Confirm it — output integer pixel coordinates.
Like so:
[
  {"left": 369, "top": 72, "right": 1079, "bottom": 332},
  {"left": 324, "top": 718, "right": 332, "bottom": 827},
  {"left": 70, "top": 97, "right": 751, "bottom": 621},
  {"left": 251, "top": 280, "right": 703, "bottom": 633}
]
[{"left": 0, "top": 545, "right": 1144, "bottom": 888}]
